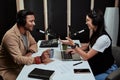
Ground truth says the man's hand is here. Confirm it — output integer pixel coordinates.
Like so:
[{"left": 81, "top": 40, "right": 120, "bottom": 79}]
[
  {"left": 41, "top": 49, "right": 53, "bottom": 64},
  {"left": 25, "top": 52, "right": 32, "bottom": 57}
]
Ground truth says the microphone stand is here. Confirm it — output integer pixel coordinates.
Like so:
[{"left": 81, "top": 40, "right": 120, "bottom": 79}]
[{"left": 39, "top": 28, "right": 58, "bottom": 40}]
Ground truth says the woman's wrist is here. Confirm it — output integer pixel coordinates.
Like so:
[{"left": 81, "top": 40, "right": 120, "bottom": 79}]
[{"left": 71, "top": 43, "right": 79, "bottom": 49}]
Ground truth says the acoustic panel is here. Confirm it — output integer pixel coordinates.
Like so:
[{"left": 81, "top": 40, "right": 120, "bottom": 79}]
[
  {"left": 47, "top": 0, "right": 67, "bottom": 39},
  {"left": 24, "top": 0, "right": 45, "bottom": 41}
]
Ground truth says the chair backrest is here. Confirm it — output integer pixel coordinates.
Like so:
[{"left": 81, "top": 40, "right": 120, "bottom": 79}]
[
  {"left": 105, "top": 67, "right": 120, "bottom": 80},
  {"left": 112, "top": 46, "right": 120, "bottom": 67}
]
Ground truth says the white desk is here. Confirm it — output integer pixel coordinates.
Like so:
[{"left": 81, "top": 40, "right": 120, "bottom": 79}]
[{"left": 16, "top": 40, "right": 95, "bottom": 80}]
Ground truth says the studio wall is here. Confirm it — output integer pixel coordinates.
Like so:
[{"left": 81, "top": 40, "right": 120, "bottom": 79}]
[
  {"left": 24, "top": 0, "right": 45, "bottom": 41},
  {"left": 0, "top": 0, "right": 119, "bottom": 46},
  {"left": 23, "top": 0, "right": 117, "bottom": 43},
  {"left": 0, "top": 0, "right": 16, "bottom": 43},
  {"left": 71, "top": 0, "right": 90, "bottom": 43},
  {"left": 47, "top": 0, "right": 67, "bottom": 39}
]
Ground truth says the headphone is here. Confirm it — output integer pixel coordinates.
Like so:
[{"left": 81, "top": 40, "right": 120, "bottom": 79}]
[
  {"left": 91, "top": 10, "right": 98, "bottom": 26},
  {"left": 16, "top": 10, "right": 28, "bottom": 26}
]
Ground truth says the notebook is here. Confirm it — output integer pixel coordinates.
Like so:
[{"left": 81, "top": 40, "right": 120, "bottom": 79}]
[
  {"left": 61, "top": 50, "right": 82, "bottom": 61},
  {"left": 28, "top": 68, "right": 55, "bottom": 80}
]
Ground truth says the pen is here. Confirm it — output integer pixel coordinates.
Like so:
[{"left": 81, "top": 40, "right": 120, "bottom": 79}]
[{"left": 73, "top": 62, "right": 82, "bottom": 66}]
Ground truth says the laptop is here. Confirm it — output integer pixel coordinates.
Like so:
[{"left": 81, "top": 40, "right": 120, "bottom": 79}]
[
  {"left": 61, "top": 50, "right": 82, "bottom": 61},
  {"left": 60, "top": 42, "right": 82, "bottom": 61}
]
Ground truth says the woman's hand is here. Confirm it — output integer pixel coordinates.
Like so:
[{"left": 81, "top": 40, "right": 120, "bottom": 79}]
[
  {"left": 60, "top": 40, "right": 70, "bottom": 45},
  {"left": 65, "top": 37, "right": 75, "bottom": 46},
  {"left": 66, "top": 49, "right": 76, "bottom": 54},
  {"left": 60, "top": 37, "right": 75, "bottom": 46}
]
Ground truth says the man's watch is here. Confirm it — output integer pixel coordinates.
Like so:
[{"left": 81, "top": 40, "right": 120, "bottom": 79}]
[{"left": 71, "top": 43, "right": 79, "bottom": 49}]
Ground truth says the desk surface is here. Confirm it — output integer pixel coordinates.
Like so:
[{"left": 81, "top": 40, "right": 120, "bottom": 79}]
[{"left": 16, "top": 40, "right": 95, "bottom": 80}]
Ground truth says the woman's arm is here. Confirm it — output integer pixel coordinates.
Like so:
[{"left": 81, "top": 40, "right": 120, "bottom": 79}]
[
  {"left": 81, "top": 43, "right": 89, "bottom": 51},
  {"left": 74, "top": 46, "right": 98, "bottom": 60},
  {"left": 65, "top": 35, "right": 111, "bottom": 60},
  {"left": 65, "top": 37, "right": 98, "bottom": 60},
  {"left": 61, "top": 39, "right": 89, "bottom": 51}
]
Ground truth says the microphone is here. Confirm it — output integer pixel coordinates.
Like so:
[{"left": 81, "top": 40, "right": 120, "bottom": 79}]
[
  {"left": 39, "top": 30, "right": 51, "bottom": 35},
  {"left": 73, "top": 29, "right": 85, "bottom": 36},
  {"left": 39, "top": 28, "right": 51, "bottom": 35},
  {"left": 70, "top": 29, "right": 85, "bottom": 38},
  {"left": 39, "top": 29, "right": 57, "bottom": 38},
  {"left": 39, "top": 30, "right": 46, "bottom": 34}
]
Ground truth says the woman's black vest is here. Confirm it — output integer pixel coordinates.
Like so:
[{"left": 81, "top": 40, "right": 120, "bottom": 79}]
[{"left": 88, "top": 31, "right": 114, "bottom": 76}]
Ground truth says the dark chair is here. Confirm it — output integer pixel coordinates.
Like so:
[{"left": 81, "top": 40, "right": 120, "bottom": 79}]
[{"left": 106, "top": 46, "right": 120, "bottom": 80}]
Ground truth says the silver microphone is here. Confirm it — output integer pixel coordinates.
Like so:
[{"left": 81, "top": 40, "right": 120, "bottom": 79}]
[
  {"left": 73, "top": 29, "right": 85, "bottom": 36},
  {"left": 39, "top": 29, "right": 56, "bottom": 38},
  {"left": 39, "top": 30, "right": 45, "bottom": 34}
]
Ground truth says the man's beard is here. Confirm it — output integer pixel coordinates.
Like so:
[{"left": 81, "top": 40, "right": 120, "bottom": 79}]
[{"left": 23, "top": 26, "right": 32, "bottom": 32}]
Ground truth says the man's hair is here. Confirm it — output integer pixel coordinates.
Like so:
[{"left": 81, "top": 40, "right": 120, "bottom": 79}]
[{"left": 16, "top": 10, "right": 34, "bottom": 26}]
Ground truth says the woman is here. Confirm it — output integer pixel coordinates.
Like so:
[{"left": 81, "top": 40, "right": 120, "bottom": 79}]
[{"left": 61, "top": 10, "right": 118, "bottom": 80}]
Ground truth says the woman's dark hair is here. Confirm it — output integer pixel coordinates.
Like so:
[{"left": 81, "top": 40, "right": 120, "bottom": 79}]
[
  {"left": 88, "top": 10, "right": 107, "bottom": 46},
  {"left": 16, "top": 10, "right": 35, "bottom": 26}
]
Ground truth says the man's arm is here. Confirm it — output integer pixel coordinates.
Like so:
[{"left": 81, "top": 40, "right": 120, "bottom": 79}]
[{"left": 3, "top": 34, "right": 34, "bottom": 65}]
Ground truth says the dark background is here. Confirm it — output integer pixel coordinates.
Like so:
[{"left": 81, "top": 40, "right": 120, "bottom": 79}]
[
  {"left": 24, "top": 0, "right": 45, "bottom": 40},
  {"left": 0, "top": 0, "right": 16, "bottom": 43},
  {"left": 71, "top": 0, "right": 90, "bottom": 42},
  {"left": 47, "top": 0, "right": 67, "bottom": 39},
  {"left": 0, "top": 0, "right": 120, "bottom": 46}
]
